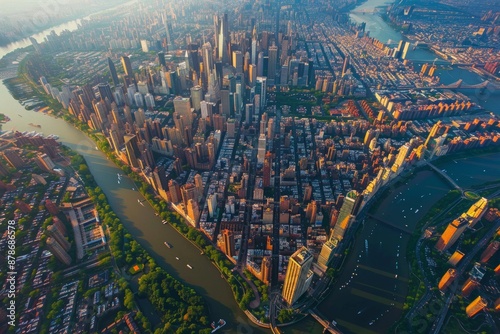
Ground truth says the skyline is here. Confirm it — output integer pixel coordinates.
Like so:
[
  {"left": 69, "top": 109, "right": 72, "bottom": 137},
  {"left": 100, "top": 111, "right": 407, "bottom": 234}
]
[{"left": 0, "top": 0, "right": 499, "bottom": 333}]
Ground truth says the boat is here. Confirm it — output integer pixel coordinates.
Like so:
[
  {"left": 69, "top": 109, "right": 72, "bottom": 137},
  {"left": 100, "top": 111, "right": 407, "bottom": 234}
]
[
  {"left": 187, "top": 264, "right": 192, "bottom": 269},
  {"left": 164, "top": 242, "right": 172, "bottom": 248},
  {"left": 28, "top": 123, "right": 41, "bottom": 128},
  {"left": 175, "top": 257, "right": 179, "bottom": 260},
  {"left": 365, "top": 239, "right": 368, "bottom": 253},
  {"left": 211, "top": 319, "right": 226, "bottom": 333},
  {"left": 162, "top": 220, "right": 168, "bottom": 225},
  {"left": 95, "top": 146, "right": 98, "bottom": 150},
  {"left": 415, "top": 209, "right": 419, "bottom": 213}
]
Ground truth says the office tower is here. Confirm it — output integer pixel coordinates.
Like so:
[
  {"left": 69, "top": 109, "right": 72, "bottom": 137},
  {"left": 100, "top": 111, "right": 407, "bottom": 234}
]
[
  {"left": 257, "top": 51, "right": 264, "bottom": 77},
  {"left": 341, "top": 55, "right": 350, "bottom": 77},
  {"left": 187, "top": 199, "right": 200, "bottom": 224},
  {"left": 480, "top": 240, "right": 499, "bottom": 264},
  {"left": 108, "top": 58, "right": 120, "bottom": 87},
  {"left": 257, "top": 134, "right": 266, "bottom": 164},
  {"left": 263, "top": 152, "right": 272, "bottom": 187},
  {"left": 438, "top": 268, "right": 457, "bottom": 291},
  {"left": 461, "top": 278, "right": 479, "bottom": 298},
  {"left": 202, "top": 42, "right": 214, "bottom": 83},
  {"left": 232, "top": 50, "right": 243, "bottom": 73},
  {"left": 207, "top": 194, "right": 217, "bottom": 218},
  {"left": 134, "top": 92, "right": 144, "bottom": 107},
  {"left": 267, "top": 46, "right": 278, "bottom": 82},
  {"left": 140, "top": 39, "right": 149, "bottom": 52},
  {"left": 447, "top": 250, "right": 465, "bottom": 266},
  {"left": 465, "top": 296, "right": 488, "bottom": 318},
  {"left": 2, "top": 149, "right": 25, "bottom": 169},
  {"left": 391, "top": 143, "right": 411, "bottom": 172},
  {"left": 336, "top": 190, "right": 362, "bottom": 227},
  {"left": 256, "top": 76, "right": 267, "bottom": 108},
  {"left": 190, "top": 86, "right": 203, "bottom": 112},
  {"left": 124, "top": 135, "right": 140, "bottom": 168},
  {"left": 121, "top": 56, "right": 133, "bottom": 79},
  {"left": 282, "top": 247, "right": 314, "bottom": 306},
  {"left": 221, "top": 229, "right": 236, "bottom": 258},
  {"left": 37, "top": 153, "right": 55, "bottom": 172},
  {"left": 466, "top": 197, "right": 488, "bottom": 227},
  {"left": 220, "top": 90, "right": 231, "bottom": 117},
  {"left": 173, "top": 96, "right": 193, "bottom": 126},
  {"left": 215, "top": 13, "right": 229, "bottom": 63},
  {"left": 251, "top": 25, "right": 258, "bottom": 65},
  {"left": 46, "top": 237, "right": 72, "bottom": 265},
  {"left": 318, "top": 239, "right": 338, "bottom": 271},
  {"left": 152, "top": 166, "right": 168, "bottom": 192},
  {"left": 330, "top": 215, "right": 353, "bottom": 241},
  {"left": 435, "top": 217, "right": 468, "bottom": 252},
  {"left": 145, "top": 93, "right": 155, "bottom": 109},
  {"left": 158, "top": 51, "right": 166, "bottom": 68},
  {"left": 46, "top": 224, "right": 70, "bottom": 251},
  {"left": 162, "top": 13, "right": 172, "bottom": 48},
  {"left": 168, "top": 180, "right": 182, "bottom": 203}
]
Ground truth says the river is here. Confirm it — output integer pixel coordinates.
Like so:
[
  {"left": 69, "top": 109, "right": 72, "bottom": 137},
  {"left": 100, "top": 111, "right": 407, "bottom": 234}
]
[
  {"left": 1, "top": 0, "right": 499, "bottom": 332},
  {"left": 349, "top": 0, "right": 500, "bottom": 114}
]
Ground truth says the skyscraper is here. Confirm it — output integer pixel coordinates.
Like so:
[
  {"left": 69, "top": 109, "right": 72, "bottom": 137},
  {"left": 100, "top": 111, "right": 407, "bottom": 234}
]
[
  {"left": 46, "top": 237, "right": 72, "bottom": 265},
  {"left": 121, "top": 56, "right": 133, "bottom": 78},
  {"left": 335, "top": 190, "right": 362, "bottom": 227},
  {"left": 221, "top": 229, "right": 236, "bottom": 258},
  {"left": 267, "top": 46, "right": 278, "bottom": 82},
  {"left": 438, "top": 268, "right": 457, "bottom": 291},
  {"left": 282, "top": 247, "right": 314, "bottom": 305},
  {"left": 251, "top": 25, "right": 258, "bottom": 65},
  {"left": 435, "top": 217, "right": 468, "bottom": 252},
  {"left": 317, "top": 239, "right": 338, "bottom": 271},
  {"left": 108, "top": 58, "right": 120, "bottom": 87},
  {"left": 480, "top": 240, "right": 499, "bottom": 264},
  {"left": 465, "top": 296, "right": 488, "bottom": 318},
  {"left": 215, "top": 13, "right": 229, "bottom": 63},
  {"left": 341, "top": 55, "right": 350, "bottom": 77}
]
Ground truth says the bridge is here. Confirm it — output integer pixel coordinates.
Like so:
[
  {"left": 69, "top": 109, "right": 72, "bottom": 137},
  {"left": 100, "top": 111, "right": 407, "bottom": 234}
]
[
  {"left": 309, "top": 308, "right": 342, "bottom": 334},
  {"left": 424, "top": 161, "right": 463, "bottom": 194},
  {"left": 366, "top": 214, "right": 413, "bottom": 235},
  {"left": 417, "top": 79, "right": 500, "bottom": 91},
  {"left": 351, "top": 8, "right": 379, "bottom": 14}
]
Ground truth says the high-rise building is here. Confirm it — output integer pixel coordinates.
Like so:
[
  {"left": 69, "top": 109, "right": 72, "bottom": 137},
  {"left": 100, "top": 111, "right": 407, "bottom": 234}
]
[
  {"left": 341, "top": 55, "right": 350, "bottom": 77},
  {"left": 282, "top": 247, "right": 314, "bottom": 305},
  {"left": 263, "top": 152, "right": 272, "bottom": 187},
  {"left": 46, "top": 224, "right": 70, "bottom": 251},
  {"left": 2, "top": 150, "right": 25, "bottom": 169},
  {"left": 447, "top": 250, "right": 465, "bottom": 266},
  {"left": 257, "top": 134, "right": 267, "bottom": 164},
  {"left": 251, "top": 26, "right": 258, "bottom": 66},
  {"left": 435, "top": 217, "right": 468, "bottom": 252},
  {"left": 335, "top": 190, "right": 362, "bottom": 227},
  {"left": 461, "top": 277, "right": 479, "bottom": 298},
  {"left": 124, "top": 135, "right": 140, "bottom": 168},
  {"left": 438, "top": 268, "right": 457, "bottom": 291},
  {"left": 46, "top": 237, "right": 72, "bottom": 265},
  {"left": 108, "top": 58, "right": 120, "bottom": 87},
  {"left": 168, "top": 180, "right": 182, "bottom": 203},
  {"left": 317, "top": 238, "right": 338, "bottom": 271},
  {"left": 480, "top": 240, "right": 499, "bottom": 264},
  {"left": 173, "top": 96, "right": 193, "bottom": 126},
  {"left": 190, "top": 86, "right": 203, "bottom": 112},
  {"left": 215, "top": 13, "right": 229, "bottom": 63},
  {"left": 267, "top": 46, "right": 278, "bottom": 82},
  {"left": 187, "top": 199, "right": 200, "bottom": 224},
  {"left": 121, "top": 56, "right": 133, "bottom": 79},
  {"left": 465, "top": 296, "right": 488, "bottom": 318},
  {"left": 37, "top": 153, "right": 55, "bottom": 172},
  {"left": 221, "top": 229, "right": 235, "bottom": 258}
]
